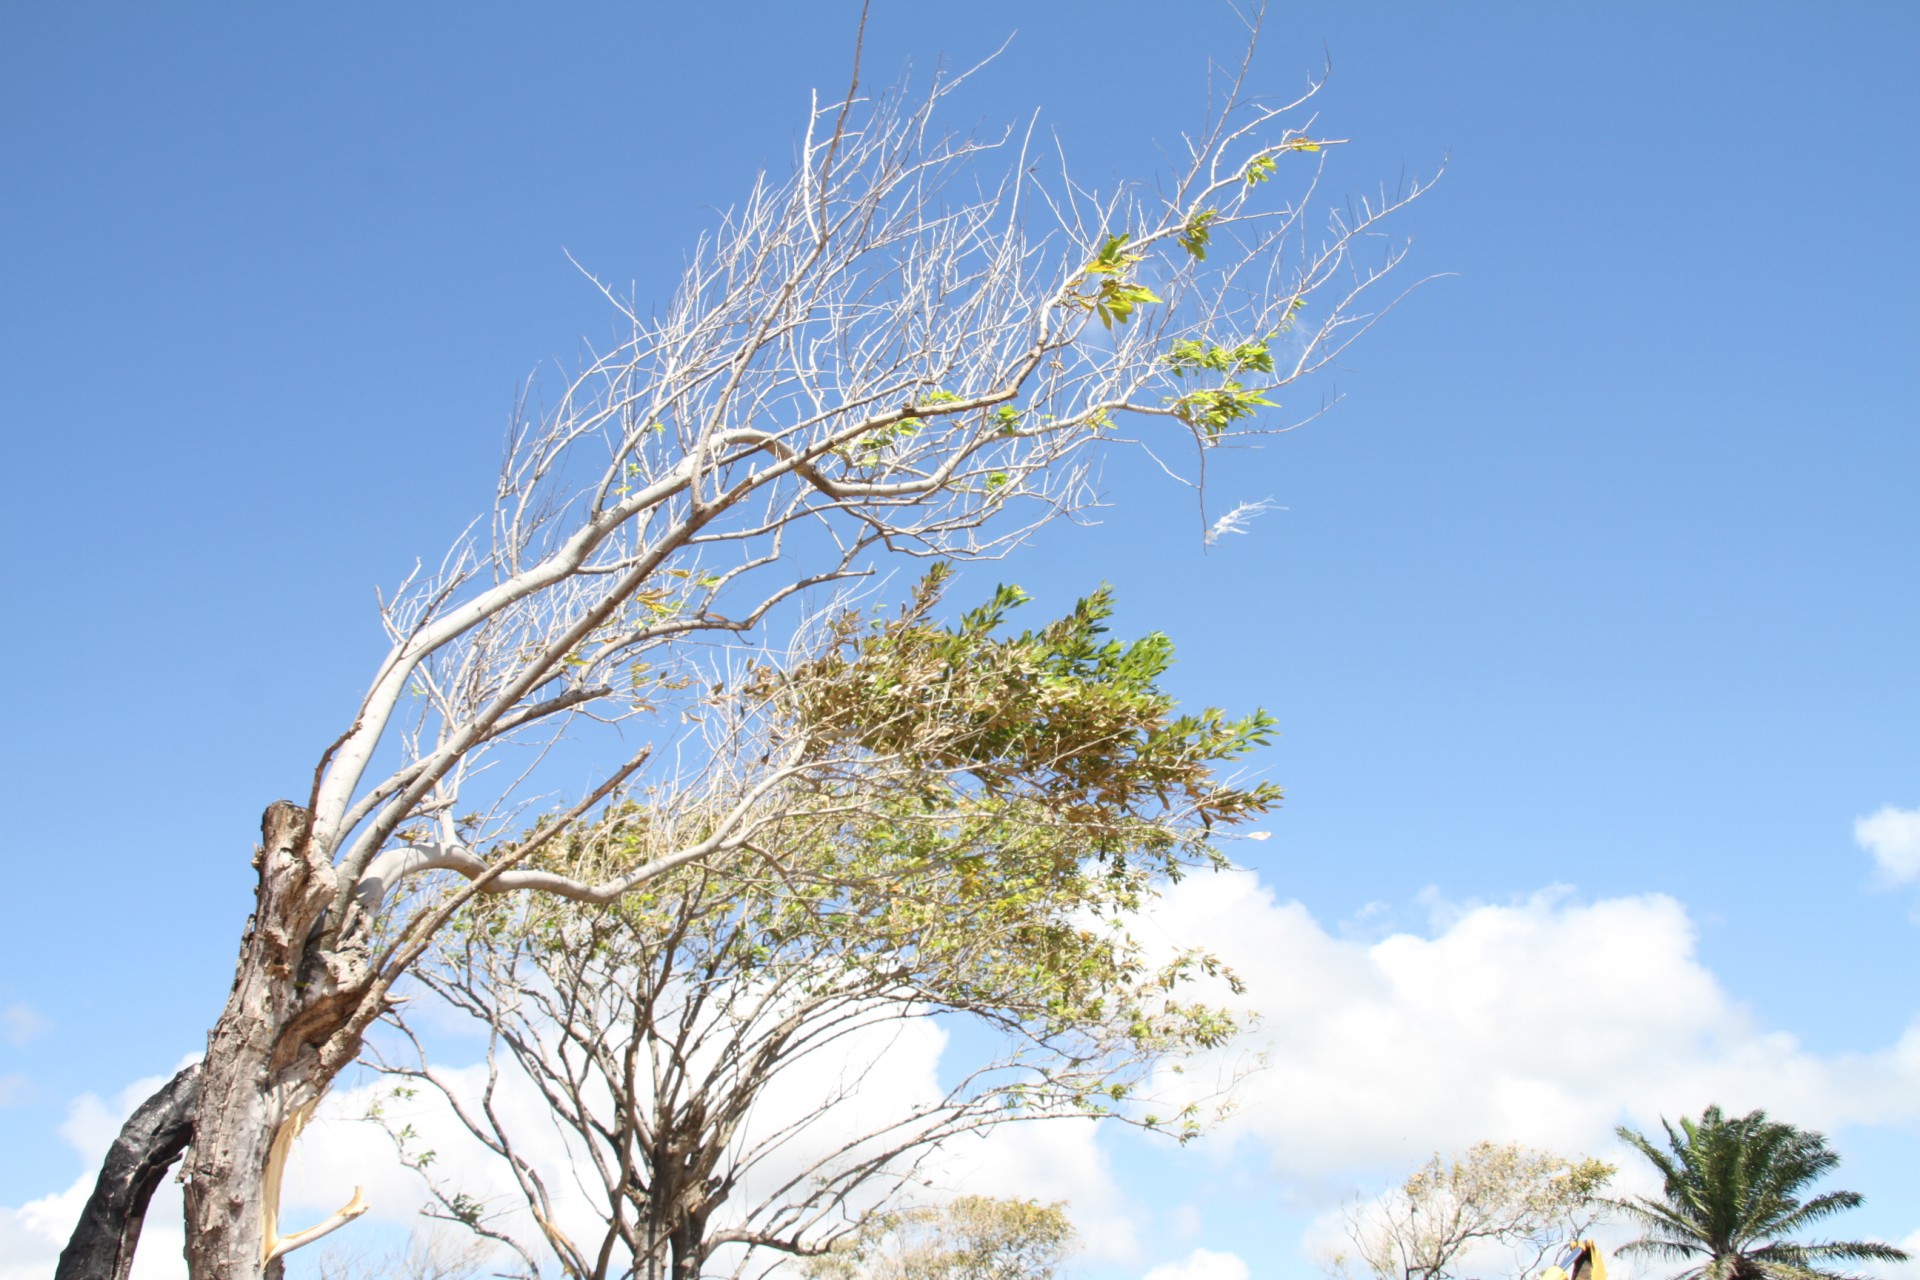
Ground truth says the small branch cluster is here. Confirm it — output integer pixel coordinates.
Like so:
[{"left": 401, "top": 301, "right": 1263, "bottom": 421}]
[
  {"left": 1326, "top": 1142, "right": 1615, "bottom": 1280},
  {"left": 297, "top": 45, "right": 1430, "bottom": 1036}
]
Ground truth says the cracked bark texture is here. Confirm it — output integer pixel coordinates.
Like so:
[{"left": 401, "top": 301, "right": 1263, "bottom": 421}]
[{"left": 178, "top": 802, "right": 373, "bottom": 1280}]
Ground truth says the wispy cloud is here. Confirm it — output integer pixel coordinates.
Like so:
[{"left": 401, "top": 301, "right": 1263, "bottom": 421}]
[
  {"left": 1205, "top": 499, "right": 1281, "bottom": 546},
  {"left": 2, "top": 1004, "right": 48, "bottom": 1048}
]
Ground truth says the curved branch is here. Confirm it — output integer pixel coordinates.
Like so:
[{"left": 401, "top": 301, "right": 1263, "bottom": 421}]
[
  {"left": 54, "top": 1063, "right": 201, "bottom": 1280},
  {"left": 356, "top": 758, "right": 802, "bottom": 915}
]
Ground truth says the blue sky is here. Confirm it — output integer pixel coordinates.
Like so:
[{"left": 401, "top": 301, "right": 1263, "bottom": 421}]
[{"left": 2, "top": 3, "right": 1916, "bottom": 1278}]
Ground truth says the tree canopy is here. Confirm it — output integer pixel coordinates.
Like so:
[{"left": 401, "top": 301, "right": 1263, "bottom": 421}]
[
  {"left": 375, "top": 575, "right": 1273, "bottom": 1278},
  {"left": 54, "top": 17, "right": 1428, "bottom": 1276}
]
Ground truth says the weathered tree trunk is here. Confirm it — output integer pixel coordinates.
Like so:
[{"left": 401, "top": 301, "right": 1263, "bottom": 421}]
[
  {"left": 54, "top": 1062, "right": 201, "bottom": 1280},
  {"left": 175, "top": 801, "right": 373, "bottom": 1280},
  {"left": 669, "top": 1209, "right": 709, "bottom": 1280}
]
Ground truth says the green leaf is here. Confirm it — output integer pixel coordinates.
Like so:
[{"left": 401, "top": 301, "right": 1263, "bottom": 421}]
[
  {"left": 1176, "top": 209, "right": 1218, "bottom": 261},
  {"left": 1095, "top": 282, "right": 1161, "bottom": 330},
  {"left": 1085, "top": 233, "right": 1141, "bottom": 276},
  {"left": 1167, "top": 380, "right": 1276, "bottom": 440},
  {"left": 1162, "top": 339, "right": 1273, "bottom": 378}
]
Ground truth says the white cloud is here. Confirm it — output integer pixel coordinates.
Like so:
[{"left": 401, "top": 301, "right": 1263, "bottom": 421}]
[
  {"left": 928, "top": 1119, "right": 1139, "bottom": 1262},
  {"left": 1857, "top": 805, "right": 1920, "bottom": 884},
  {"left": 1143, "top": 1246, "right": 1251, "bottom": 1280},
  {"left": 0, "top": 1070, "right": 190, "bottom": 1280},
  {"left": 1883, "top": 1230, "right": 1920, "bottom": 1280},
  {"left": 280, "top": 1066, "right": 534, "bottom": 1233},
  {"left": 1164, "top": 1203, "right": 1203, "bottom": 1245},
  {"left": 281, "top": 1009, "right": 1123, "bottom": 1275},
  {"left": 3, "top": 1004, "right": 49, "bottom": 1047},
  {"left": 61, "top": 1091, "right": 136, "bottom": 1165},
  {"left": 5, "top": 874, "right": 1920, "bottom": 1280},
  {"left": 1142, "top": 872, "right": 1920, "bottom": 1190},
  {"left": 0, "top": 1177, "right": 91, "bottom": 1280},
  {"left": 0, "top": 1007, "right": 1125, "bottom": 1280}
]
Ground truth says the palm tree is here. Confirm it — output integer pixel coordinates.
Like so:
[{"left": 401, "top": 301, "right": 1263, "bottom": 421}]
[{"left": 1611, "top": 1105, "right": 1908, "bottom": 1280}]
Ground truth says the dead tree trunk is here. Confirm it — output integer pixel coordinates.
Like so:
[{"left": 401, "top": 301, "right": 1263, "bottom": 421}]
[
  {"left": 54, "top": 1062, "right": 200, "bottom": 1280},
  {"left": 56, "top": 803, "right": 375, "bottom": 1280},
  {"left": 669, "top": 1207, "right": 710, "bottom": 1280},
  {"left": 176, "top": 801, "right": 373, "bottom": 1280}
]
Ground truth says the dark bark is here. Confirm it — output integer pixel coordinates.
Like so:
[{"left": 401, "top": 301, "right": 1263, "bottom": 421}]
[
  {"left": 56, "top": 801, "right": 366, "bottom": 1280},
  {"left": 54, "top": 1062, "right": 202, "bottom": 1280},
  {"left": 669, "top": 1204, "right": 710, "bottom": 1280}
]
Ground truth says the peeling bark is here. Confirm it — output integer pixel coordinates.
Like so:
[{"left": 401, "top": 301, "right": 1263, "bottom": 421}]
[
  {"left": 54, "top": 1062, "right": 200, "bottom": 1280},
  {"left": 177, "top": 801, "right": 374, "bottom": 1280}
]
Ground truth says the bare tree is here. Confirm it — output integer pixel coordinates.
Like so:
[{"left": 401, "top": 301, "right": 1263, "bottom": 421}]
[
  {"left": 1323, "top": 1143, "right": 1615, "bottom": 1280},
  {"left": 61, "top": 22, "right": 1431, "bottom": 1280},
  {"left": 371, "top": 574, "right": 1267, "bottom": 1280}
]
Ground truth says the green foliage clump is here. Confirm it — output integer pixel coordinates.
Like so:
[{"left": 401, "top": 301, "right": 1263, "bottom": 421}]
[
  {"left": 1162, "top": 337, "right": 1283, "bottom": 440},
  {"left": 467, "top": 568, "right": 1276, "bottom": 1129}
]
